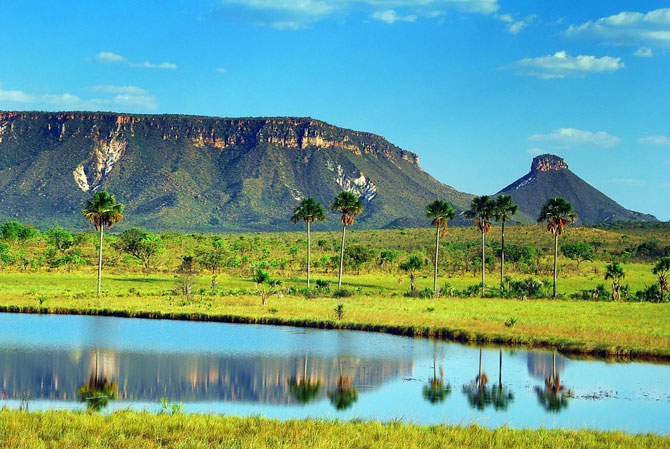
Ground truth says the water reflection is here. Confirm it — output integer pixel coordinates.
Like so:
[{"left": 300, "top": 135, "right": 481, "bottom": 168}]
[
  {"left": 533, "top": 351, "right": 572, "bottom": 413},
  {"left": 327, "top": 359, "right": 359, "bottom": 411},
  {"left": 287, "top": 356, "right": 321, "bottom": 404},
  {"left": 422, "top": 342, "right": 451, "bottom": 404},
  {"left": 77, "top": 350, "right": 117, "bottom": 412},
  {"left": 463, "top": 349, "right": 513, "bottom": 411}
]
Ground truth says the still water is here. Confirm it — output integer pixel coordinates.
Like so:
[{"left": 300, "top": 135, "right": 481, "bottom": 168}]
[{"left": 0, "top": 312, "right": 668, "bottom": 433}]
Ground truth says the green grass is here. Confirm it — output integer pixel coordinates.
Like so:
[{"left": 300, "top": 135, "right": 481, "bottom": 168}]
[
  {"left": 0, "top": 272, "right": 668, "bottom": 360},
  {"left": 1, "top": 410, "right": 667, "bottom": 449}
]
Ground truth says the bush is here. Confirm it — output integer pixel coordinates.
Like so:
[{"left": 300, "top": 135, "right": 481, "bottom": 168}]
[
  {"left": 333, "top": 289, "right": 352, "bottom": 298},
  {"left": 403, "top": 287, "right": 433, "bottom": 299},
  {"left": 634, "top": 284, "right": 663, "bottom": 302}
]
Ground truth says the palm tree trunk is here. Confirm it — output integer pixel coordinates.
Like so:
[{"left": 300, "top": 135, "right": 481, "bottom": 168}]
[
  {"left": 553, "top": 232, "right": 558, "bottom": 298},
  {"left": 500, "top": 220, "right": 505, "bottom": 295},
  {"left": 433, "top": 225, "right": 440, "bottom": 298},
  {"left": 306, "top": 221, "right": 311, "bottom": 289},
  {"left": 97, "top": 225, "right": 104, "bottom": 297},
  {"left": 338, "top": 225, "right": 346, "bottom": 289},
  {"left": 478, "top": 348, "right": 482, "bottom": 386},
  {"left": 481, "top": 227, "right": 486, "bottom": 297}
]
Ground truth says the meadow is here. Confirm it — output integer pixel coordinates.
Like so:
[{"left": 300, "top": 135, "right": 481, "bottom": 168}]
[{"left": 0, "top": 222, "right": 668, "bottom": 359}]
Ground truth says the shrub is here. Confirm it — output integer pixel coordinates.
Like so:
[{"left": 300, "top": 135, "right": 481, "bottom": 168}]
[{"left": 333, "top": 289, "right": 352, "bottom": 298}]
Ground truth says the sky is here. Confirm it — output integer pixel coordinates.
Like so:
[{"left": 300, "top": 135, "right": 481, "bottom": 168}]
[{"left": 1, "top": 0, "right": 669, "bottom": 219}]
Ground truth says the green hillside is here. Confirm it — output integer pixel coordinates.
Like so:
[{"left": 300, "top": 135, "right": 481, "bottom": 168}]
[{"left": 0, "top": 111, "right": 472, "bottom": 231}]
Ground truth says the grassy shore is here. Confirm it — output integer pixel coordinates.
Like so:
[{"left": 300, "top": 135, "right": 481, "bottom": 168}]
[
  {"left": 1, "top": 410, "right": 668, "bottom": 449},
  {"left": 0, "top": 275, "right": 668, "bottom": 360}
]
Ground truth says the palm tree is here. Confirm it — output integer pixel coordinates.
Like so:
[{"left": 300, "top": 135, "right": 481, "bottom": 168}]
[
  {"left": 464, "top": 196, "right": 496, "bottom": 297},
  {"left": 82, "top": 191, "right": 124, "bottom": 296},
  {"left": 537, "top": 197, "right": 577, "bottom": 298},
  {"left": 426, "top": 200, "right": 456, "bottom": 298},
  {"left": 330, "top": 191, "right": 363, "bottom": 289},
  {"left": 291, "top": 197, "right": 326, "bottom": 289},
  {"left": 653, "top": 257, "right": 670, "bottom": 302},
  {"left": 604, "top": 263, "right": 625, "bottom": 301},
  {"left": 494, "top": 195, "right": 518, "bottom": 295},
  {"left": 288, "top": 356, "right": 321, "bottom": 404},
  {"left": 534, "top": 351, "right": 571, "bottom": 413},
  {"left": 423, "top": 341, "right": 451, "bottom": 404}
]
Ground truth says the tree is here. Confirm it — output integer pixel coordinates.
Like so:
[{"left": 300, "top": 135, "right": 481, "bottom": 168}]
[
  {"left": 400, "top": 255, "right": 424, "bottom": 292},
  {"left": 0, "top": 221, "right": 40, "bottom": 241},
  {"left": 290, "top": 197, "right": 326, "bottom": 289},
  {"left": 493, "top": 195, "right": 518, "bottom": 294},
  {"left": 561, "top": 242, "right": 594, "bottom": 270},
  {"left": 464, "top": 196, "right": 496, "bottom": 297},
  {"left": 45, "top": 227, "right": 74, "bottom": 253},
  {"left": 653, "top": 257, "right": 670, "bottom": 302},
  {"left": 426, "top": 200, "right": 456, "bottom": 297},
  {"left": 344, "top": 245, "right": 376, "bottom": 274},
  {"left": 196, "top": 238, "right": 229, "bottom": 290},
  {"left": 604, "top": 263, "right": 625, "bottom": 301},
  {"left": 537, "top": 197, "right": 577, "bottom": 298},
  {"left": 330, "top": 191, "right": 363, "bottom": 289},
  {"left": 82, "top": 191, "right": 124, "bottom": 296},
  {"left": 115, "top": 228, "right": 163, "bottom": 269}
]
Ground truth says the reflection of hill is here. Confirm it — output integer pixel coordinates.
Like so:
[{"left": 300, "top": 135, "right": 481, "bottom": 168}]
[
  {"left": 526, "top": 352, "right": 566, "bottom": 380},
  {"left": 0, "top": 349, "right": 412, "bottom": 404}
]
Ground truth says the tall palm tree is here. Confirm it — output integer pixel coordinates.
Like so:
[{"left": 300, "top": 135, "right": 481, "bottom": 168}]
[
  {"left": 330, "top": 191, "right": 363, "bottom": 289},
  {"left": 426, "top": 200, "right": 456, "bottom": 298},
  {"left": 291, "top": 197, "right": 326, "bottom": 289},
  {"left": 464, "top": 196, "right": 496, "bottom": 297},
  {"left": 82, "top": 191, "right": 124, "bottom": 296},
  {"left": 653, "top": 257, "right": 670, "bottom": 302},
  {"left": 604, "top": 263, "right": 625, "bottom": 301},
  {"left": 537, "top": 197, "right": 577, "bottom": 298},
  {"left": 494, "top": 195, "right": 518, "bottom": 295}
]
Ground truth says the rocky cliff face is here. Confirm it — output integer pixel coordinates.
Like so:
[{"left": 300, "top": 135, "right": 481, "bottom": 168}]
[
  {"left": 0, "top": 111, "right": 468, "bottom": 231},
  {"left": 530, "top": 154, "right": 568, "bottom": 172}
]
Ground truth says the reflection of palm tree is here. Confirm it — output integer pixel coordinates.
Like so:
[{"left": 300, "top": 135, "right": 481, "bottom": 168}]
[
  {"left": 534, "top": 351, "right": 571, "bottom": 413},
  {"left": 288, "top": 356, "right": 321, "bottom": 404},
  {"left": 463, "top": 349, "right": 513, "bottom": 411},
  {"left": 490, "top": 350, "right": 514, "bottom": 410},
  {"left": 327, "top": 360, "right": 358, "bottom": 411},
  {"left": 78, "top": 349, "right": 118, "bottom": 412},
  {"left": 423, "top": 341, "right": 451, "bottom": 404}
]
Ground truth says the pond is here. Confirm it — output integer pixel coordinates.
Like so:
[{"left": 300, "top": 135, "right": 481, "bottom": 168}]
[{"left": 0, "top": 312, "right": 668, "bottom": 433}]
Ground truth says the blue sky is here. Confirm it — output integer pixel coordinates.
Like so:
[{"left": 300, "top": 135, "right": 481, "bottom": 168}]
[{"left": 1, "top": 0, "right": 669, "bottom": 219}]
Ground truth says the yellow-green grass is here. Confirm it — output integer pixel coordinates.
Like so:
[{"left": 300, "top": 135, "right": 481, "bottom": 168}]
[
  {"left": 0, "top": 272, "right": 668, "bottom": 360},
  {"left": 0, "top": 410, "right": 667, "bottom": 449}
]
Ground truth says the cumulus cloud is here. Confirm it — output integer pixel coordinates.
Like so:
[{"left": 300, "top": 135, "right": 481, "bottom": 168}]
[
  {"left": 372, "top": 9, "right": 416, "bottom": 24},
  {"left": 0, "top": 84, "right": 157, "bottom": 111},
  {"left": 94, "top": 51, "right": 177, "bottom": 70},
  {"left": 634, "top": 47, "right": 653, "bottom": 57},
  {"left": 514, "top": 50, "right": 624, "bottom": 79},
  {"left": 210, "top": 0, "right": 499, "bottom": 29},
  {"left": 497, "top": 13, "right": 535, "bottom": 34},
  {"left": 565, "top": 7, "right": 670, "bottom": 48},
  {"left": 637, "top": 135, "right": 670, "bottom": 146},
  {"left": 530, "top": 128, "right": 621, "bottom": 148}
]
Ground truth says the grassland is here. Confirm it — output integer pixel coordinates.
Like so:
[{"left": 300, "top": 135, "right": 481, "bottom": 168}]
[
  {"left": 1, "top": 410, "right": 668, "bottom": 449},
  {"left": 0, "top": 224, "right": 668, "bottom": 359},
  {"left": 0, "top": 271, "right": 668, "bottom": 359}
]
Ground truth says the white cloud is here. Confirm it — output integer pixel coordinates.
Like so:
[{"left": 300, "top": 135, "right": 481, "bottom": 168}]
[
  {"left": 530, "top": 128, "right": 621, "bottom": 148},
  {"left": 637, "top": 135, "right": 670, "bottom": 146},
  {"left": 609, "top": 178, "right": 646, "bottom": 186},
  {"left": 94, "top": 51, "right": 177, "bottom": 70},
  {"left": 527, "top": 147, "right": 545, "bottom": 155},
  {"left": 216, "top": 67, "right": 228, "bottom": 73},
  {"left": 95, "top": 51, "right": 126, "bottom": 63},
  {"left": 372, "top": 9, "right": 416, "bottom": 24},
  {"left": 514, "top": 50, "right": 624, "bottom": 79},
  {"left": 0, "top": 84, "right": 157, "bottom": 111},
  {"left": 497, "top": 13, "right": 535, "bottom": 34},
  {"left": 565, "top": 8, "right": 670, "bottom": 48},
  {"left": 634, "top": 47, "right": 653, "bottom": 57},
  {"left": 214, "top": 0, "right": 499, "bottom": 29}
]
